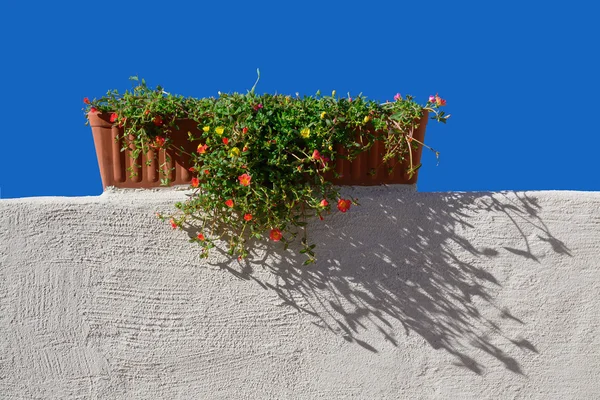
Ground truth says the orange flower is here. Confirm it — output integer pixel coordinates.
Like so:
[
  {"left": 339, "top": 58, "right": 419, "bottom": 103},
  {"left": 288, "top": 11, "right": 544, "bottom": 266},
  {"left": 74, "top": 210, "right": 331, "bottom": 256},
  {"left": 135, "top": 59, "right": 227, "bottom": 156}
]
[
  {"left": 197, "top": 144, "right": 208, "bottom": 154},
  {"left": 244, "top": 213, "right": 252, "bottom": 221},
  {"left": 197, "top": 233, "right": 205, "bottom": 241},
  {"left": 225, "top": 199, "right": 234, "bottom": 208},
  {"left": 337, "top": 198, "right": 351, "bottom": 213},
  {"left": 110, "top": 113, "right": 118, "bottom": 123},
  {"left": 435, "top": 94, "right": 446, "bottom": 106},
  {"left": 269, "top": 228, "right": 282, "bottom": 242},
  {"left": 238, "top": 173, "right": 251, "bottom": 186},
  {"left": 154, "top": 136, "right": 165, "bottom": 147},
  {"left": 83, "top": 97, "right": 90, "bottom": 104},
  {"left": 191, "top": 177, "right": 199, "bottom": 188}
]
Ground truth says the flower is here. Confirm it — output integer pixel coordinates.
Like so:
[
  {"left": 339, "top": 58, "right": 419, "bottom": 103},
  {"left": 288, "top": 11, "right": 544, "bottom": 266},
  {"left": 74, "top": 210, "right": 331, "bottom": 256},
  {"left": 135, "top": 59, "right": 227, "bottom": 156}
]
[
  {"left": 203, "top": 126, "right": 210, "bottom": 133},
  {"left": 269, "top": 228, "right": 282, "bottom": 241},
  {"left": 394, "top": 93, "right": 402, "bottom": 101},
  {"left": 312, "top": 149, "right": 322, "bottom": 160},
  {"left": 242, "top": 146, "right": 249, "bottom": 152},
  {"left": 197, "top": 233, "right": 205, "bottom": 241},
  {"left": 204, "top": 169, "right": 210, "bottom": 175},
  {"left": 332, "top": 90, "right": 336, "bottom": 97},
  {"left": 170, "top": 219, "right": 177, "bottom": 229},
  {"left": 83, "top": 97, "right": 90, "bottom": 104},
  {"left": 229, "top": 147, "right": 240, "bottom": 157},
  {"left": 154, "top": 136, "right": 165, "bottom": 147},
  {"left": 238, "top": 173, "right": 251, "bottom": 186},
  {"left": 191, "top": 177, "right": 199, "bottom": 188},
  {"left": 189, "top": 167, "right": 196, "bottom": 172},
  {"left": 300, "top": 128, "right": 311, "bottom": 138},
  {"left": 242, "top": 127, "right": 248, "bottom": 134},
  {"left": 110, "top": 113, "right": 118, "bottom": 123},
  {"left": 363, "top": 115, "right": 371, "bottom": 124},
  {"left": 435, "top": 94, "right": 446, "bottom": 106},
  {"left": 222, "top": 137, "right": 229, "bottom": 145},
  {"left": 225, "top": 199, "right": 234, "bottom": 208},
  {"left": 337, "top": 198, "right": 351, "bottom": 213},
  {"left": 320, "top": 199, "right": 329, "bottom": 207},
  {"left": 197, "top": 144, "right": 208, "bottom": 154},
  {"left": 215, "top": 126, "right": 224, "bottom": 135},
  {"left": 429, "top": 95, "right": 436, "bottom": 103},
  {"left": 243, "top": 213, "right": 253, "bottom": 221},
  {"left": 153, "top": 115, "right": 163, "bottom": 126},
  {"left": 89, "top": 107, "right": 97, "bottom": 113},
  {"left": 253, "top": 103, "right": 263, "bottom": 111},
  {"left": 320, "top": 111, "right": 326, "bottom": 119}
]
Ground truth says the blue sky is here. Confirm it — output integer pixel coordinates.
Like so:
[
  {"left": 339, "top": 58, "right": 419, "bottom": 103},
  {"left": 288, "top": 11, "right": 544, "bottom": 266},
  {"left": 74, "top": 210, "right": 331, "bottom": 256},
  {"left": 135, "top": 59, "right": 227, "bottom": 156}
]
[{"left": 1, "top": 1, "right": 598, "bottom": 199}]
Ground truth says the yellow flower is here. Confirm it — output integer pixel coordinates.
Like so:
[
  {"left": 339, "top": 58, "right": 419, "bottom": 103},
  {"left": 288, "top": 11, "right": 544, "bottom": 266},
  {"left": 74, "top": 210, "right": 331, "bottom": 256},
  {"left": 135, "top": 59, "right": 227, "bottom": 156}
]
[
  {"left": 320, "top": 111, "right": 326, "bottom": 119},
  {"left": 328, "top": 145, "right": 333, "bottom": 151},
  {"left": 229, "top": 147, "right": 241, "bottom": 158},
  {"left": 332, "top": 90, "right": 336, "bottom": 97},
  {"left": 215, "top": 126, "right": 224, "bottom": 135},
  {"left": 203, "top": 126, "right": 210, "bottom": 133},
  {"left": 300, "top": 128, "right": 310, "bottom": 138},
  {"left": 363, "top": 115, "right": 371, "bottom": 124}
]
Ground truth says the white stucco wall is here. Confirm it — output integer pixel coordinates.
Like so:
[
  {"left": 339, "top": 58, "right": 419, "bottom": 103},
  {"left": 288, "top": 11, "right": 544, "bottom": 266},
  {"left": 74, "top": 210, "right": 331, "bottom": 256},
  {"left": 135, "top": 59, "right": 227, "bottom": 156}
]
[{"left": 1, "top": 187, "right": 599, "bottom": 399}]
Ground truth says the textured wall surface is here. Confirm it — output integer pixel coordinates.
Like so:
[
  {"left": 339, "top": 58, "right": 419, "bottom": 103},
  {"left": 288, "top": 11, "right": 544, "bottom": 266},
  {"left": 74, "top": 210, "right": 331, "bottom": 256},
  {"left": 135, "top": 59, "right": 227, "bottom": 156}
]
[{"left": 1, "top": 187, "right": 599, "bottom": 399}]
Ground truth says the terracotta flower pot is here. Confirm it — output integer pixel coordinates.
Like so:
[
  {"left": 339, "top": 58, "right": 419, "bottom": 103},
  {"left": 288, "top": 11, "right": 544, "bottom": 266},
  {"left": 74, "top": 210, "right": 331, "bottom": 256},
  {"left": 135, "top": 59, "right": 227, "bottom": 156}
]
[{"left": 89, "top": 111, "right": 428, "bottom": 189}]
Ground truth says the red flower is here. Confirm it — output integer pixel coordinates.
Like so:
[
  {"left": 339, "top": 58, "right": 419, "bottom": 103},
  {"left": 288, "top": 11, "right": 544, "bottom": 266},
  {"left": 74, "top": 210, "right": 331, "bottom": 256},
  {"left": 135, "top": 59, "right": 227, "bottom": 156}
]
[
  {"left": 244, "top": 213, "right": 252, "bottom": 221},
  {"left": 89, "top": 107, "right": 97, "bottom": 113},
  {"left": 337, "top": 198, "right": 351, "bottom": 213},
  {"left": 110, "top": 113, "right": 118, "bottom": 123},
  {"left": 204, "top": 169, "right": 210, "bottom": 175},
  {"left": 144, "top": 109, "right": 150, "bottom": 115},
  {"left": 222, "top": 137, "right": 229, "bottom": 145},
  {"left": 269, "top": 228, "right": 282, "bottom": 242},
  {"left": 197, "top": 144, "right": 208, "bottom": 154},
  {"left": 153, "top": 115, "right": 163, "bottom": 126},
  {"left": 191, "top": 177, "right": 199, "bottom": 188},
  {"left": 243, "top": 146, "right": 248, "bottom": 152},
  {"left": 312, "top": 149, "right": 322, "bottom": 161},
  {"left": 197, "top": 233, "right": 205, "bottom": 241},
  {"left": 170, "top": 218, "right": 177, "bottom": 229},
  {"left": 242, "top": 127, "right": 248, "bottom": 134},
  {"left": 189, "top": 167, "right": 196, "bottom": 172},
  {"left": 154, "top": 136, "right": 165, "bottom": 147},
  {"left": 238, "top": 173, "right": 251, "bottom": 186},
  {"left": 225, "top": 199, "right": 234, "bottom": 208},
  {"left": 320, "top": 199, "right": 329, "bottom": 207},
  {"left": 83, "top": 97, "right": 90, "bottom": 104}
]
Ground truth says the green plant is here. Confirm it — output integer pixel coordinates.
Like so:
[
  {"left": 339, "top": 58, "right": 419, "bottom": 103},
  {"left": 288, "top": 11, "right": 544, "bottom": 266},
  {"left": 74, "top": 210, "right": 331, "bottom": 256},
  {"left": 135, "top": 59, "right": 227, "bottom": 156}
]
[{"left": 84, "top": 74, "right": 449, "bottom": 264}]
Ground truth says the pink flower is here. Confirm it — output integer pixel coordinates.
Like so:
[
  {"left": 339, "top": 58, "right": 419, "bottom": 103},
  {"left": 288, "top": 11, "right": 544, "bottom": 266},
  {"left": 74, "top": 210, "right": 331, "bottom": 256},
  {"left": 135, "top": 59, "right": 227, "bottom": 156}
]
[
  {"left": 394, "top": 93, "right": 402, "bottom": 101},
  {"left": 269, "top": 228, "right": 282, "bottom": 242},
  {"left": 320, "top": 199, "right": 329, "bottom": 207},
  {"left": 238, "top": 173, "right": 251, "bottom": 186},
  {"left": 253, "top": 103, "right": 263, "bottom": 111},
  {"left": 429, "top": 95, "right": 436, "bottom": 103},
  {"left": 225, "top": 199, "right": 234, "bottom": 208},
  {"left": 312, "top": 149, "right": 322, "bottom": 161},
  {"left": 337, "top": 198, "right": 351, "bottom": 213}
]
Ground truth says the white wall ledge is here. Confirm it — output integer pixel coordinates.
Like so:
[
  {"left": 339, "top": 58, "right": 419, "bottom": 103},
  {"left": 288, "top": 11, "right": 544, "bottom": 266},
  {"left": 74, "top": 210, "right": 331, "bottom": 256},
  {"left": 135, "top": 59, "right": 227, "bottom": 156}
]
[{"left": 1, "top": 188, "right": 599, "bottom": 399}]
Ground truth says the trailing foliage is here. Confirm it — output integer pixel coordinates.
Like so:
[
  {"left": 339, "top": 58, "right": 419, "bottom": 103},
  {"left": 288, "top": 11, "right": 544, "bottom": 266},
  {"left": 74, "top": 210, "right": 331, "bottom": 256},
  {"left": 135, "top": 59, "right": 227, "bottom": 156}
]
[{"left": 84, "top": 75, "right": 449, "bottom": 264}]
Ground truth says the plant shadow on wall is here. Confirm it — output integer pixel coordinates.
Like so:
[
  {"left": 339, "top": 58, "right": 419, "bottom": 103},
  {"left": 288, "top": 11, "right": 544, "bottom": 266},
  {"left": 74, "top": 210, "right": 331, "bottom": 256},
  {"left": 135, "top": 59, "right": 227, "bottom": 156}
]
[{"left": 220, "top": 190, "right": 571, "bottom": 375}]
